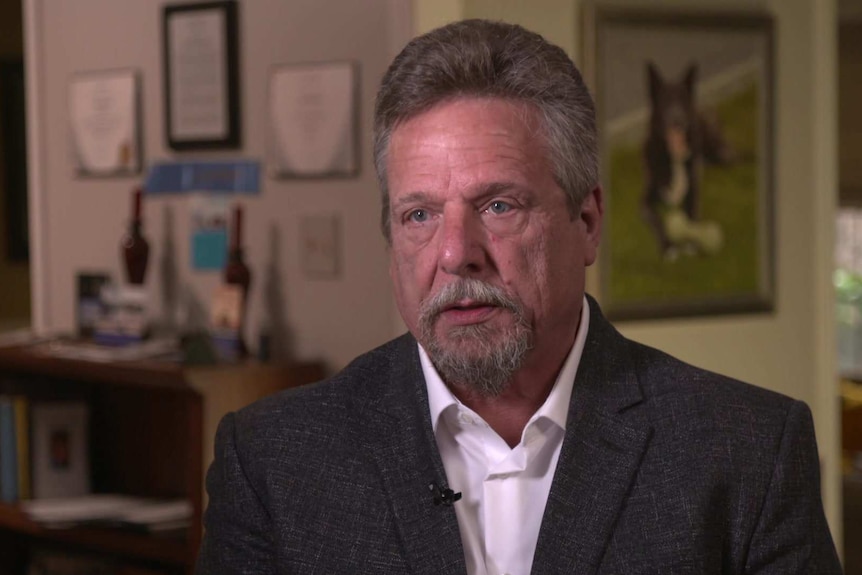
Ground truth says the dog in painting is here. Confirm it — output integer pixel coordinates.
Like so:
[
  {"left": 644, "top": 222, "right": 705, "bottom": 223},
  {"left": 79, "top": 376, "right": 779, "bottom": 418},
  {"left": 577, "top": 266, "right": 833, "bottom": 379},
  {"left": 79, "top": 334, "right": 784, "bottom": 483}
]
[{"left": 642, "top": 61, "right": 728, "bottom": 260}]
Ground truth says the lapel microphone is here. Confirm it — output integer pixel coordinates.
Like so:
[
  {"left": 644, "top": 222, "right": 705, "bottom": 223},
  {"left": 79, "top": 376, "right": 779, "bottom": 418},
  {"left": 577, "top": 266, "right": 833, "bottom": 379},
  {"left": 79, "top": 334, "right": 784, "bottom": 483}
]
[{"left": 429, "top": 481, "right": 462, "bottom": 506}]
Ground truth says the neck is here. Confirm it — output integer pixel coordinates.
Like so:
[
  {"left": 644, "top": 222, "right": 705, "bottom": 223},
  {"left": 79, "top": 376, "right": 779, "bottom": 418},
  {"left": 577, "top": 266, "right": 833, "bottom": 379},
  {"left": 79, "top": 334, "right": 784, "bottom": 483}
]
[
  {"left": 452, "top": 381, "right": 555, "bottom": 448},
  {"left": 450, "top": 315, "right": 581, "bottom": 448}
]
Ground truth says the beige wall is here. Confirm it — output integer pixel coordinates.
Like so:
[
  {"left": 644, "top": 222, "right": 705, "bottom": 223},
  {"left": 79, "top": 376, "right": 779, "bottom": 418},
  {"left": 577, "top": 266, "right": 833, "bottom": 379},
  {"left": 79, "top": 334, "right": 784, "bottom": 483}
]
[
  {"left": 417, "top": 0, "right": 842, "bottom": 548},
  {"left": 25, "top": 0, "right": 409, "bottom": 371},
  {"left": 0, "top": 0, "right": 30, "bottom": 327}
]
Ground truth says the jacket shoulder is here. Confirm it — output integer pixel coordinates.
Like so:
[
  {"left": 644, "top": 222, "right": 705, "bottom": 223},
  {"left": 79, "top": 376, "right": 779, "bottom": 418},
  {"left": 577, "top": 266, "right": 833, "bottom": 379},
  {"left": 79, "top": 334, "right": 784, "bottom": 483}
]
[
  {"left": 231, "top": 334, "right": 414, "bottom": 438},
  {"left": 629, "top": 339, "right": 800, "bottom": 436}
]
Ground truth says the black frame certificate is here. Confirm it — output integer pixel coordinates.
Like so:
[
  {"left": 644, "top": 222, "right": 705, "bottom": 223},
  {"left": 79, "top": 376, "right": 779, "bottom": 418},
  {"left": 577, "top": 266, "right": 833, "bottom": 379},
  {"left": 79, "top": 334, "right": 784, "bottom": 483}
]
[{"left": 163, "top": 0, "right": 240, "bottom": 150}]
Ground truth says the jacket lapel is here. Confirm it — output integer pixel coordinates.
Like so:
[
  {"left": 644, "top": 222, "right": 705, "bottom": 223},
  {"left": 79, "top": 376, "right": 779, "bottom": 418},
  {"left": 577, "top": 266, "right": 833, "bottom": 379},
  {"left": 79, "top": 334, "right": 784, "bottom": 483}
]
[
  {"left": 532, "top": 297, "right": 653, "bottom": 574},
  {"left": 356, "top": 335, "right": 467, "bottom": 575}
]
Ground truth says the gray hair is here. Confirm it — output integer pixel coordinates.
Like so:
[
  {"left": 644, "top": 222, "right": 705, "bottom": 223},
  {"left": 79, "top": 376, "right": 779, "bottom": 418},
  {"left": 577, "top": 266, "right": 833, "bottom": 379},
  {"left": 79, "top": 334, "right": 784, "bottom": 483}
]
[{"left": 373, "top": 19, "right": 598, "bottom": 243}]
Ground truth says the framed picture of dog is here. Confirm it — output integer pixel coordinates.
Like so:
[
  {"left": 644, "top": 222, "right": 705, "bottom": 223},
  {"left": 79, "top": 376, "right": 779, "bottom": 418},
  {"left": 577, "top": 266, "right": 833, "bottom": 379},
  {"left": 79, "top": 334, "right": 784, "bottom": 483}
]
[{"left": 582, "top": 7, "right": 775, "bottom": 320}]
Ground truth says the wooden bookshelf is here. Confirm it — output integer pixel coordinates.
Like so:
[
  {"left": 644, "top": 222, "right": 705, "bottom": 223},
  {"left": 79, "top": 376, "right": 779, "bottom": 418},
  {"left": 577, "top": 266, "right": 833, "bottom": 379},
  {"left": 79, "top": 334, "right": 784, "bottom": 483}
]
[
  {"left": 0, "top": 343, "right": 326, "bottom": 574},
  {"left": 0, "top": 502, "right": 187, "bottom": 564}
]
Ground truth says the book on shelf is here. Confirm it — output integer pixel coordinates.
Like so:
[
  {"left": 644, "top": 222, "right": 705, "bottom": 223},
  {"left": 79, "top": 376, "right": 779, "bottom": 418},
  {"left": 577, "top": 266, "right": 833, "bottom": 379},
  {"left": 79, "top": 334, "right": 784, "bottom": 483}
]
[
  {"left": 0, "top": 396, "right": 18, "bottom": 502},
  {"left": 0, "top": 394, "right": 31, "bottom": 502},
  {"left": 15, "top": 394, "right": 31, "bottom": 499}
]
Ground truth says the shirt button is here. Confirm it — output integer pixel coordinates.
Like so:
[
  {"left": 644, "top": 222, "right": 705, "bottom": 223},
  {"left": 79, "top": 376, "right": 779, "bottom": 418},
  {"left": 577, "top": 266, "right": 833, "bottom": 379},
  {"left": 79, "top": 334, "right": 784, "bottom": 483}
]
[{"left": 458, "top": 412, "right": 473, "bottom": 425}]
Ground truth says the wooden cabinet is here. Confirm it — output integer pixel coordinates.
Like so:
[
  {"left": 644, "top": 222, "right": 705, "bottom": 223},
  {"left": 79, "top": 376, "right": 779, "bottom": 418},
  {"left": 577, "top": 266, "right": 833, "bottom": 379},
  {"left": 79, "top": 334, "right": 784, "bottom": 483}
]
[{"left": 0, "top": 344, "right": 325, "bottom": 574}]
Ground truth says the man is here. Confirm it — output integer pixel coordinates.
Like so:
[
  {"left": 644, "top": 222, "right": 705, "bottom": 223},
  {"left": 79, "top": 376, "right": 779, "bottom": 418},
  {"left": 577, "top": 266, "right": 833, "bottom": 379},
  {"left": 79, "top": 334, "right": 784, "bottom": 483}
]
[{"left": 197, "top": 20, "right": 841, "bottom": 574}]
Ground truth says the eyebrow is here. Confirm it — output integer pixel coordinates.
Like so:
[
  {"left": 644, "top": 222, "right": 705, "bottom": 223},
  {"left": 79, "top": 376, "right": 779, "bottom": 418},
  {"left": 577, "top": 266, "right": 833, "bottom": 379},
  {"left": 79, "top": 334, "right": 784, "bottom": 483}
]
[
  {"left": 475, "top": 181, "right": 521, "bottom": 198},
  {"left": 391, "top": 182, "right": 527, "bottom": 211},
  {"left": 390, "top": 191, "right": 433, "bottom": 212}
]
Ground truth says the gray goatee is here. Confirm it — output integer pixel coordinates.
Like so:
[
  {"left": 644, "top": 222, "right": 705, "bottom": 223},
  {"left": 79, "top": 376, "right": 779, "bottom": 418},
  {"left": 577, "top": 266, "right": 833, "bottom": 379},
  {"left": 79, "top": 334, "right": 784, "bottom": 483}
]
[{"left": 418, "top": 278, "right": 532, "bottom": 397}]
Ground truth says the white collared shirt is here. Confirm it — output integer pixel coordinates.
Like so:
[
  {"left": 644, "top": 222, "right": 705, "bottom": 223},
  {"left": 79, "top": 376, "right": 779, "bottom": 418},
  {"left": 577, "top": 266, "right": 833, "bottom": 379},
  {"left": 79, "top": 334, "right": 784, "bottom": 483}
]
[{"left": 421, "top": 297, "right": 590, "bottom": 575}]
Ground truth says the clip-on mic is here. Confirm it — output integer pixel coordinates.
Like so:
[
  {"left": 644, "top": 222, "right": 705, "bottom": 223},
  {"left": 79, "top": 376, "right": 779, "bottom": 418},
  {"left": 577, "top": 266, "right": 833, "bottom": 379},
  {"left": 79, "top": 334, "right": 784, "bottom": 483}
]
[{"left": 429, "top": 481, "right": 462, "bottom": 506}]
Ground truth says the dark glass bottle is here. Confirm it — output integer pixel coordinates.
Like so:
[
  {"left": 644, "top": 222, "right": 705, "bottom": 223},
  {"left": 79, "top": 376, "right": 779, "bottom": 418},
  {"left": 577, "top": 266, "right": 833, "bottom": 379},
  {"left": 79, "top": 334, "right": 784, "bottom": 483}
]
[
  {"left": 121, "top": 188, "right": 150, "bottom": 285},
  {"left": 224, "top": 204, "right": 251, "bottom": 354}
]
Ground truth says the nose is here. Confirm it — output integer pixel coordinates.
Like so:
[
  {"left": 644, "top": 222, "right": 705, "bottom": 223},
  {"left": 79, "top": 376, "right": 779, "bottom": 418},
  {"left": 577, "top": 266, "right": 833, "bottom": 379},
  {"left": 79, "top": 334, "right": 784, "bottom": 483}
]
[{"left": 438, "top": 206, "right": 487, "bottom": 277}]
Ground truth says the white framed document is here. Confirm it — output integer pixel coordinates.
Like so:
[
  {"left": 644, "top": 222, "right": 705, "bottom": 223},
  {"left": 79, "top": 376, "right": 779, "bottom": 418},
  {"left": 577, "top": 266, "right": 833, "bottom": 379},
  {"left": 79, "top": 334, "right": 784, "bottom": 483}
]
[
  {"left": 31, "top": 402, "right": 90, "bottom": 499},
  {"left": 268, "top": 61, "right": 358, "bottom": 178},
  {"left": 68, "top": 69, "right": 141, "bottom": 176}
]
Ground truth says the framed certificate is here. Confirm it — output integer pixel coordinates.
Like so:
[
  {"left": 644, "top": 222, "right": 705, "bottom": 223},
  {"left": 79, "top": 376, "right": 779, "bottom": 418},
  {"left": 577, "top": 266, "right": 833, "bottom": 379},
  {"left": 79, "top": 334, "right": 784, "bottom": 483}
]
[
  {"left": 268, "top": 61, "right": 358, "bottom": 178},
  {"left": 163, "top": 0, "right": 240, "bottom": 150},
  {"left": 68, "top": 69, "right": 141, "bottom": 176}
]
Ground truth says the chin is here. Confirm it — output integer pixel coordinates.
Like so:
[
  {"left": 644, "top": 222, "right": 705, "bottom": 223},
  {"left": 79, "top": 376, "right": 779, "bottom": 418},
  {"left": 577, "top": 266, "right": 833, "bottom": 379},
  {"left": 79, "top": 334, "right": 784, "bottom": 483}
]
[
  {"left": 424, "top": 322, "right": 532, "bottom": 396},
  {"left": 439, "top": 320, "right": 503, "bottom": 344}
]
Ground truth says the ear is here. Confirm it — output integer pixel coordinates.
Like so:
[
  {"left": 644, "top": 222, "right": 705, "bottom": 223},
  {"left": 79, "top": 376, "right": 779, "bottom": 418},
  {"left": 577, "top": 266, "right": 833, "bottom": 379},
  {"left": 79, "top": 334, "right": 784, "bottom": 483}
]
[
  {"left": 683, "top": 63, "right": 698, "bottom": 97},
  {"left": 580, "top": 186, "right": 604, "bottom": 266},
  {"left": 647, "top": 61, "right": 662, "bottom": 103}
]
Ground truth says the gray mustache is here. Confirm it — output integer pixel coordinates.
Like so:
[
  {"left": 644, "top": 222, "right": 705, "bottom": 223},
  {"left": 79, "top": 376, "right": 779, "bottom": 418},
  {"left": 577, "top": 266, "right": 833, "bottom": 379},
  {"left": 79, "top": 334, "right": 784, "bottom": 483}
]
[{"left": 419, "top": 279, "right": 521, "bottom": 321}]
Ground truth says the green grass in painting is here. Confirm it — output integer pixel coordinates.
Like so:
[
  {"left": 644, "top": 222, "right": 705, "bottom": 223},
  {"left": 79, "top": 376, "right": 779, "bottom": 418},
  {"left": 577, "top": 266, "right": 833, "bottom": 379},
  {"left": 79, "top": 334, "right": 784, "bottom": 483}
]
[{"left": 606, "top": 83, "right": 762, "bottom": 307}]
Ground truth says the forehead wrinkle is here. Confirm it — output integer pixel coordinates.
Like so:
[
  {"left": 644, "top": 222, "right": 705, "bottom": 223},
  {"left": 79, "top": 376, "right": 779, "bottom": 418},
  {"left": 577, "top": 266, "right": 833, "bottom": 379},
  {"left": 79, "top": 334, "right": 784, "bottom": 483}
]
[
  {"left": 387, "top": 97, "right": 554, "bottom": 213},
  {"left": 393, "top": 99, "right": 543, "bottom": 153},
  {"left": 391, "top": 190, "right": 435, "bottom": 210},
  {"left": 468, "top": 181, "right": 524, "bottom": 201}
]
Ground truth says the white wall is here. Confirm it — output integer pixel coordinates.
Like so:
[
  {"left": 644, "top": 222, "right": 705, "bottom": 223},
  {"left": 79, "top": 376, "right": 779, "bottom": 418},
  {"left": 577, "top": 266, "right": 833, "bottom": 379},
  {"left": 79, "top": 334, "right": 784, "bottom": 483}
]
[
  {"left": 418, "top": 0, "right": 842, "bottom": 550},
  {"left": 25, "top": 0, "right": 411, "bottom": 371}
]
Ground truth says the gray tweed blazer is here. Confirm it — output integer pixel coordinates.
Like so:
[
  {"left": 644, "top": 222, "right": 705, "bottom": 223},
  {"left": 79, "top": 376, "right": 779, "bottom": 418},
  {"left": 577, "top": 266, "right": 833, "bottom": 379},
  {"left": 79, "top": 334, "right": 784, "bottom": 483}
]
[{"left": 196, "top": 296, "right": 841, "bottom": 574}]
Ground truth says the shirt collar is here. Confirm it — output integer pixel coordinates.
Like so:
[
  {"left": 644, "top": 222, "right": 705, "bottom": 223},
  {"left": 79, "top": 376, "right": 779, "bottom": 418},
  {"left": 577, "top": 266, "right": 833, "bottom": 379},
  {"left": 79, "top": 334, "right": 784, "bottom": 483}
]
[{"left": 421, "top": 296, "right": 590, "bottom": 434}]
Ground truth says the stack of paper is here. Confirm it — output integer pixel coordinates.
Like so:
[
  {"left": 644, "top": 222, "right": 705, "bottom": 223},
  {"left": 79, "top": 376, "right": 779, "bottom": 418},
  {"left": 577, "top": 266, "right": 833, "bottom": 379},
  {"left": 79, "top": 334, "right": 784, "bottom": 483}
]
[{"left": 22, "top": 494, "right": 192, "bottom": 531}]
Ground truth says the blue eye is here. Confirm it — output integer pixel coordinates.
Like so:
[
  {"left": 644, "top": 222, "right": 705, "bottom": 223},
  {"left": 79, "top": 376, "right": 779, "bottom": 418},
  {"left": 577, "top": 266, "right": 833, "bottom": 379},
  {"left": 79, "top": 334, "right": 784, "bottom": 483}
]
[
  {"left": 408, "top": 209, "right": 429, "bottom": 223},
  {"left": 488, "top": 201, "right": 511, "bottom": 215}
]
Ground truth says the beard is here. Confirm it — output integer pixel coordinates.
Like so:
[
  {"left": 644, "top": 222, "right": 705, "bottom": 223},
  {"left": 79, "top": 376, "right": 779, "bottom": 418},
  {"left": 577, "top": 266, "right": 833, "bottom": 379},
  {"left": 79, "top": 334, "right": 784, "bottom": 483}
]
[{"left": 418, "top": 278, "right": 532, "bottom": 397}]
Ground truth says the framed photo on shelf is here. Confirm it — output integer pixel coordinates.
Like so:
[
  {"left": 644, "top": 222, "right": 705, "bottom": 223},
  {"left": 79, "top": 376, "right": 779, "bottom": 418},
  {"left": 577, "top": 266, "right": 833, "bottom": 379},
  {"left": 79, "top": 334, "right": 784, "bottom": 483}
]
[
  {"left": 68, "top": 68, "right": 141, "bottom": 177},
  {"left": 163, "top": 0, "right": 240, "bottom": 150},
  {"left": 582, "top": 7, "right": 775, "bottom": 320},
  {"left": 268, "top": 61, "right": 358, "bottom": 178},
  {"left": 31, "top": 402, "right": 90, "bottom": 499}
]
